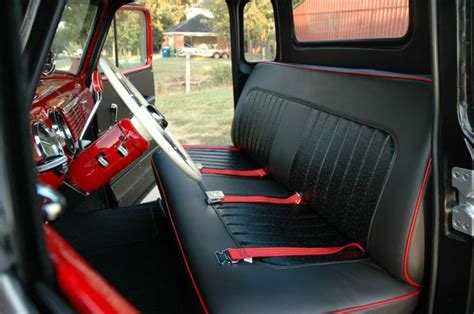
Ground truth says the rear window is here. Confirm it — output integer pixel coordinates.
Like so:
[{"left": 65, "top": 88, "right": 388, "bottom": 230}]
[{"left": 292, "top": 0, "right": 409, "bottom": 42}]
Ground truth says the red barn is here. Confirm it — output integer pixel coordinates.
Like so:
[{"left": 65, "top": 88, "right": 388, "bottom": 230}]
[{"left": 293, "top": 0, "right": 409, "bottom": 42}]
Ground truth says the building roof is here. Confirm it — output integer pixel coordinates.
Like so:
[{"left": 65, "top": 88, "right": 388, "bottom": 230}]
[{"left": 164, "top": 14, "right": 213, "bottom": 35}]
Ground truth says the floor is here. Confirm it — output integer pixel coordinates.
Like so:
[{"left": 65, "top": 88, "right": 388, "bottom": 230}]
[{"left": 52, "top": 201, "right": 200, "bottom": 313}]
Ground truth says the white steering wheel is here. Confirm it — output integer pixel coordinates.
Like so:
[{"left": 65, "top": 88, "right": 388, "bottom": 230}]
[{"left": 99, "top": 58, "right": 202, "bottom": 181}]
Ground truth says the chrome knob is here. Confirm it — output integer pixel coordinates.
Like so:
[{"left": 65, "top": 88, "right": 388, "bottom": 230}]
[{"left": 36, "top": 183, "right": 65, "bottom": 221}]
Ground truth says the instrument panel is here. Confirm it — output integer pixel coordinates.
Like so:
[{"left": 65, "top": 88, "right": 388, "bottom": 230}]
[
  {"left": 31, "top": 73, "right": 149, "bottom": 193},
  {"left": 31, "top": 75, "right": 95, "bottom": 188}
]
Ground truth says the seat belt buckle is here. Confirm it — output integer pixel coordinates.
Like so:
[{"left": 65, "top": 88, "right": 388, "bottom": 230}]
[
  {"left": 215, "top": 250, "right": 235, "bottom": 266},
  {"left": 206, "top": 191, "right": 225, "bottom": 204},
  {"left": 215, "top": 249, "right": 253, "bottom": 266}
]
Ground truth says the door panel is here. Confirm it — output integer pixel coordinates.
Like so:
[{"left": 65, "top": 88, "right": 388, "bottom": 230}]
[{"left": 97, "top": 5, "right": 157, "bottom": 206}]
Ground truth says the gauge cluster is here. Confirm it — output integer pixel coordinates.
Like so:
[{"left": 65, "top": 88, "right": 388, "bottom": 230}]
[
  {"left": 30, "top": 76, "right": 95, "bottom": 188},
  {"left": 31, "top": 121, "right": 68, "bottom": 174},
  {"left": 50, "top": 110, "right": 76, "bottom": 155}
]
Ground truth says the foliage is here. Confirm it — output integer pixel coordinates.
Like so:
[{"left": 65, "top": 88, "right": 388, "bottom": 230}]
[
  {"left": 202, "top": 0, "right": 230, "bottom": 35},
  {"left": 51, "top": 3, "right": 97, "bottom": 54},
  {"left": 206, "top": 64, "right": 232, "bottom": 86},
  {"left": 202, "top": 0, "right": 275, "bottom": 55},
  {"left": 115, "top": 11, "right": 143, "bottom": 57},
  {"left": 292, "top": 0, "right": 304, "bottom": 8},
  {"left": 145, "top": 0, "right": 195, "bottom": 51},
  {"left": 243, "top": 0, "right": 275, "bottom": 54}
]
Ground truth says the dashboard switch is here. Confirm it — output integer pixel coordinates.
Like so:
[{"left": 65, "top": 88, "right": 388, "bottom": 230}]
[
  {"left": 97, "top": 154, "right": 109, "bottom": 168},
  {"left": 117, "top": 145, "right": 128, "bottom": 157}
]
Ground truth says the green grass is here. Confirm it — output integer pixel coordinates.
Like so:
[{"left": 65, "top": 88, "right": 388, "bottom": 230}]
[
  {"left": 156, "top": 86, "right": 234, "bottom": 145},
  {"left": 153, "top": 55, "right": 234, "bottom": 145},
  {"left": 153, "top": 55, "right": 232, "bottom": 95}
]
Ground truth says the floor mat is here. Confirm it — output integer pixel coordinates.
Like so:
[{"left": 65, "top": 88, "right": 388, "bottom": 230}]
[{"left": 52, "top": 201, "right": 198, "bottom": 313}]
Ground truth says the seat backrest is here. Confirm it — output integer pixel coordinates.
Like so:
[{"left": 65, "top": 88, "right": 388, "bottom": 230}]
[{"left": 231, "top": 62, "right": 433, "bottom": 285}]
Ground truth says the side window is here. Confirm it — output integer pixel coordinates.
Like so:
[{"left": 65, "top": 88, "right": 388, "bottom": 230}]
[
  {"left": 243, "top": 0, "right": 276, "bottom": 62},
  {"left": 151, "top": 2, "right": 234, "bottom": 145},
  {"left": 292, "top": 0, "right": 410, "bottom": 42},
  {"left": 102, "top": 9, "right": 148, "bottom": 70}
]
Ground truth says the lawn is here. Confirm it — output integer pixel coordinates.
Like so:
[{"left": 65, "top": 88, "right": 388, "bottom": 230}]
[
  {"left": 153, "top": 54, "right": 232, "bottom": 95},
  {"left": 153, "top": 55, "right": 234, "bottom": 145},
  {"left": 156, "top": 86, "right": 234, "bottom": 145}
]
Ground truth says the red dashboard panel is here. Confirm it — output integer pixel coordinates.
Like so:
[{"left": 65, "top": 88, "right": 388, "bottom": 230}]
[
  {"left": 68, "top": 119, "right": 149, "bottom": 193},
  {"left": 31, "top": 75, "right": 95, "bottom": 188},
  {"left": 31, "top": 75, "right": 150, "bottom": 192},
  {"left": 32, "top": 75, "right": 95, "bottom": 141}
]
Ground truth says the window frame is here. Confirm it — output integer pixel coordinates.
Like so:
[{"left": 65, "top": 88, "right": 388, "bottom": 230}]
[
  {"left": 289, "top": 0, "right": 415, "bottom": 48},
  {"left": 103, "top": 8, "right": 149, "bottom": 71},
  {"left": 240, "top": 0, "right": 280, "bottom": 64}
]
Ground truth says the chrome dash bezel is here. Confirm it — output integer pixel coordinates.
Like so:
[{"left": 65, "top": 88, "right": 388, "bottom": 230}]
[{"left": 49, "top": 110, "right": 76, "bottom": 155}]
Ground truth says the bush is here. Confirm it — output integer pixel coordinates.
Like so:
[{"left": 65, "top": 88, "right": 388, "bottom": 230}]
[{"left": 206, "top": 64, "right": 232, "bottom": 86}]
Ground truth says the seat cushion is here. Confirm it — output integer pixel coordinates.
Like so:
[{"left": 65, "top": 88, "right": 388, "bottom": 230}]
[{"left": 153, "top": 150, "right": 420, "bottom": 313}]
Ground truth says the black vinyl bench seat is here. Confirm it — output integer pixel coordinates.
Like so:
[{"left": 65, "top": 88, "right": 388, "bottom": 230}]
[{"left": 153, "top": 62, "right": 433, "bottom": 313}]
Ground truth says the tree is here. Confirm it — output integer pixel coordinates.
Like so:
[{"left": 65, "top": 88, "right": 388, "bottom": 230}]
[
  {"left": 51, "top": 3, "right": 97, "bottom": 54},
  {"left": 202, "top": 0, "right": 230, "bottom": 35},
  {"left": 203, "top": 0, "right": 275, "bottom": 57},
  {"left": 243, "top": 0, "right": 275, "bottom": 54},
  {"left": 145, "top": 0, "right": 195, "bottom": 51}
]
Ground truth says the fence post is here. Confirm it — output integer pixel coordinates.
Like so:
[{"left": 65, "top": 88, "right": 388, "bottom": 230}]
[{"left": 186, "top": 50, "right": 191, "bottom": 93}]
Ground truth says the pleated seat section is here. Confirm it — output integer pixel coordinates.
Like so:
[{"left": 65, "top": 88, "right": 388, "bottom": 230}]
[
  {"left": 187, "top": 149, "right": 259, "bottom": 170},
  {"left": 214, "top": 203, "right": 364, "bottom": 266}
]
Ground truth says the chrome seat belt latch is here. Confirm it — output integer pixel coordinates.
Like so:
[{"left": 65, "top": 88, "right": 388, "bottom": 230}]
[
  {"left": 215, "top": 250, "right": 235, "bottom": 266},
  {"left": 206, "top": 191, "right": 225, "bottom": 204},
  {"left": 452, "top": 167, "right": 474, "bottom": 236}
]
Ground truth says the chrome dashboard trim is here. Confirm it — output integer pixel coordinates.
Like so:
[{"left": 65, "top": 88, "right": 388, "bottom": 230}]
[
  {"left": 78, "top": 91, "right": 102, "bottom": 150},
  {"left": 61, "top": 96, "right": 79, "bottom": 114},
  {"left": 49, "top": 110, "right": 76, "bottom": 155},
  {"left": 35, "top": 155, "right": 68, "bottom": 173},
  {"left": 31, "top": 122, "right": 68, "bottom": 173}
]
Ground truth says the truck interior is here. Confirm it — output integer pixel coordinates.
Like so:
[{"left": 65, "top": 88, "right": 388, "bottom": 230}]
[{"left": 1, "top": 0, "right": 474, "bottom": 313}]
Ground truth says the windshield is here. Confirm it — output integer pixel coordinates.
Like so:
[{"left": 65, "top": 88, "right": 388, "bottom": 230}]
[{"left": 50, "top": 0, "right": 98, "bottom": 75}]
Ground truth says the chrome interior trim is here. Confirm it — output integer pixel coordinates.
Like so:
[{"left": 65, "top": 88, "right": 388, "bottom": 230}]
[
  {"left": 79, "top": 92, "right": 102, "bottom": 150},
  {"left": 35, "top": 155, "right": 68, "bottom": 173},
  {"left": 32, "top": 122, "right": 63, "bottom": 157},
  {"left": 50, "top": 110, "right": 76, "bottom": 155},
  {"left": 36, "top": 183, "right": 65, "bottom": 221},
  {"left": 32, "top": 122, "right": 68, "bottom": 173}
]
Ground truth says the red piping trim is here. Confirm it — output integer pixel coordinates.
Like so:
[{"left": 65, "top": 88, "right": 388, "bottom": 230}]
[
  {"left": 227, "top": 243, "right": 365, "bottom": 262},
  {"left": 183, "top": 145, "right": 241, "bottom": 151},
  {"left": 403, "top": 158, "right": 432, "bottom": 288},
  {"left": 221, "top": 193, "right": 305, "bottom": 205},
  {"left": 263, "top": 62, "right": 433, "bottom": 84},
  {"left": 152, "top": 163, "right": 209, "bottom": 314},
  {"left": 333, "top": 290, "right": 421, "bottom": 313},
  {"left": 201, "top": 168, "right": 267, "bottom": 177}
]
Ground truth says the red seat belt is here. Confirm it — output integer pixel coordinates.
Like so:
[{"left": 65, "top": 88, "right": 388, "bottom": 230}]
[
  {"left": 216, "top": 243, "right": 365, "bottom": 265},
  {"left": 201, "top": 168, "right": 267, "bottom": 177},
  {"left": 206, "top": 191, "right": 304, "bottom": 205}
]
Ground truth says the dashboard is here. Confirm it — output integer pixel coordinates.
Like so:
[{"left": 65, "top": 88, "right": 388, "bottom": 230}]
[
  {"left": 30, "top": 73, "right": 149, "bottom": 193},
  {"left": 31, "top": 75, "right": 95, "bottom": 189}
]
